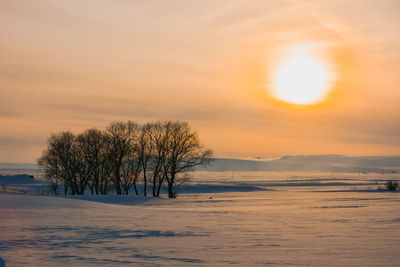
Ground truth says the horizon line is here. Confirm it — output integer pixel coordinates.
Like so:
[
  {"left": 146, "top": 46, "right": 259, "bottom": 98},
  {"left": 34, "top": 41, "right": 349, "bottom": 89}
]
[{"left": 3, "top": 153, "right": 400, "bottom": 166}]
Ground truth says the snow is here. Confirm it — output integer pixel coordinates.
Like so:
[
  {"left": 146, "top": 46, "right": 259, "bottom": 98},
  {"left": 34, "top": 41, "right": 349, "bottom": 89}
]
[
  {"left": 0, "top": 174, "right": 38, "bottom": 185},
  {"left": 0, "top": 172, "right": 399, "bottom": 266},
  {"left": 0, "top": 174, "right": 49, "bottom": 196}
]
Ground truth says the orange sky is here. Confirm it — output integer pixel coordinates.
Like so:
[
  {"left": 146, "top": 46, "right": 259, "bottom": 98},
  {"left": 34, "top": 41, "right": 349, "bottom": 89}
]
[{"left": 1, "top": 0, "right": 400, "bottom": 163}]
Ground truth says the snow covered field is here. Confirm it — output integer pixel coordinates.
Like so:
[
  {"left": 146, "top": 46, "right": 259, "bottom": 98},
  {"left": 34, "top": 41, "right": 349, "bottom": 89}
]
[{"left": 1, "top": 172, "right": 399, "bottom": 266}]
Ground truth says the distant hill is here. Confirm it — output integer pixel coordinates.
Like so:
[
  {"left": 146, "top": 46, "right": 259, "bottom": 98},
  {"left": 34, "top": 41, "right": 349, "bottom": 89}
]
[
  {"left": 199, "top": 155, "right": 400, "bottom": 173},
  {"left": 0, "top": 163, "right": 37, "bottom": 170}
]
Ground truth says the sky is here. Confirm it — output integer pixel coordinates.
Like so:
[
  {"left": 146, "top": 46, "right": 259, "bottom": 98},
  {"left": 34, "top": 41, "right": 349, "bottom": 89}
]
[{"left": 1, "top": 0, "right": 400, "bottom": 163}]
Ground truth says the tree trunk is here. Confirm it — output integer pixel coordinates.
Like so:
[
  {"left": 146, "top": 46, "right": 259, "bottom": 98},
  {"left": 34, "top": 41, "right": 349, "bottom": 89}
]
[
  {"left": 71, "top": 183, "right": 77, "bottom": 195},
  {"left": 167, "top": 180, "right": 174, "bottom": 198},
  {"left": 123, "top": 185, "right": 129, "bottom": 195},
  {"left": 100, "top": 182, "right": 106, "bottom": 195},
  {"left": 79, "top": 183, "right": 86, "bottom": 195},
  {"left": 115, "top": 181, "right": 121, "bottom": 194},
  {"left": 133, "top": 182, "right": 139, "bottom": 195},
  {"left": 95, "top": 174, "right": 99, "bottom": 195},
  {"left": 168, "top": 172, "right": 176, "bottom": 198},
  {"left": 152, "top": 174, "right": 157, "bottom": 197},
  {"left": 156, "top": 176, "right": 163, "bottom": 197},
  {"left": 114, "top": 163, "right": 122, "bottom": 195},
  {"left": 143, "top": 172, "right": 147, "bottom": 196},
  {"left": 52, "top": 181, "right": 58, "bottom": 195}
]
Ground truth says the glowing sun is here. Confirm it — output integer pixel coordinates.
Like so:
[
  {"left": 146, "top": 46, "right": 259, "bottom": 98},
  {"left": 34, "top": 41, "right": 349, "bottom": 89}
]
[{"left": 271, "top": 48, "right": 334, "bottom": 105}]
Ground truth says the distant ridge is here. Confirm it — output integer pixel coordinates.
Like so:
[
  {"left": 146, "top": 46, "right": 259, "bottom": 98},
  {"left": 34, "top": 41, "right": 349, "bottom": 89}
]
[
  {"left": 199, "top": 155, "right": 400, "bottom": 173},
  {"left": 0, "top": 163, "right": 37, "bottom": 170}
]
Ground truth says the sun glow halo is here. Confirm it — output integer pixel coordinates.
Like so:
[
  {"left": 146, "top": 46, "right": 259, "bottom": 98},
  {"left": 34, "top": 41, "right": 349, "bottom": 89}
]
[{"left": 271, "top": 48, "right": 334, "bottom": 105}]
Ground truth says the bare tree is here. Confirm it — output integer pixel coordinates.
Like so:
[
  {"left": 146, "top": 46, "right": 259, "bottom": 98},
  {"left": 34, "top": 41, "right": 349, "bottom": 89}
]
[
  {"left": 137, "top": 123, "right": 153, "bottom": 196},
  {"left": 163, "top": 121, "right": 213, "bottom": 198},
  {"left": 120, "top": 126, "right": 143, "bottom": 195},
  {"left": 120, "top": 157, "right": 142, "bottom": 195},
  {"left": 38, "top": 134, "right": 64, "bottom": 195},
  {"left": 38, "top": 131, "right": 78, "bottom": 195},
  {"left": 107, "top": 121, "right": 139, "bottom": 195},
  {"left": 98, "top": 137, "right": 114, "bottom": 195},
  {"left": 75, "top": 128, "right": 112, "bottom": 195},
  {"left": 146, "top": 122, "right": 171, "bottom": 197}
]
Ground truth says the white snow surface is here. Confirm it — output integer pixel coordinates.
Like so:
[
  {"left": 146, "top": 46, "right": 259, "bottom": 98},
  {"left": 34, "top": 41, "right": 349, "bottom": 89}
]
[{"left": 0, "top": 172, "right": 400, "bottom": 266}]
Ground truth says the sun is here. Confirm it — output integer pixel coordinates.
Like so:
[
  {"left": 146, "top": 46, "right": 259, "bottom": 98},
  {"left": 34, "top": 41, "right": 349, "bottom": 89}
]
[{"left": 271, "top": 46, "right": 334, "bottom": 105}]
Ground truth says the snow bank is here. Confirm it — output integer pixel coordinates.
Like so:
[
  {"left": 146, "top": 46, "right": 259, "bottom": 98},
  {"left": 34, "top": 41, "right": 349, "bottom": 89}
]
[
  {"left": 0, "top": 174, "right": 48, "bottom": 195},
  {"left": 0, "top": 174, "right": 39, "bottom": 185},
  {"left": 66, "top": 195, "right": 159, "bottom": 206}
]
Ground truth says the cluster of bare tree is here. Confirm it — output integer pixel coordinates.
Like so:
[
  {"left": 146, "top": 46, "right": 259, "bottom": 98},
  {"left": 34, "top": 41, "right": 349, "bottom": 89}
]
[{"left": 38, "top": 120, "right": 212, "bottom": 198}]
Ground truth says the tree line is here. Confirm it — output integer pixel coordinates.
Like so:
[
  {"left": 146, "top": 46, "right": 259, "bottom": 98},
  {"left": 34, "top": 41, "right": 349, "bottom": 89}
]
[{"left": 38, "top": 120, "right": 212, "bottom": 198}]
